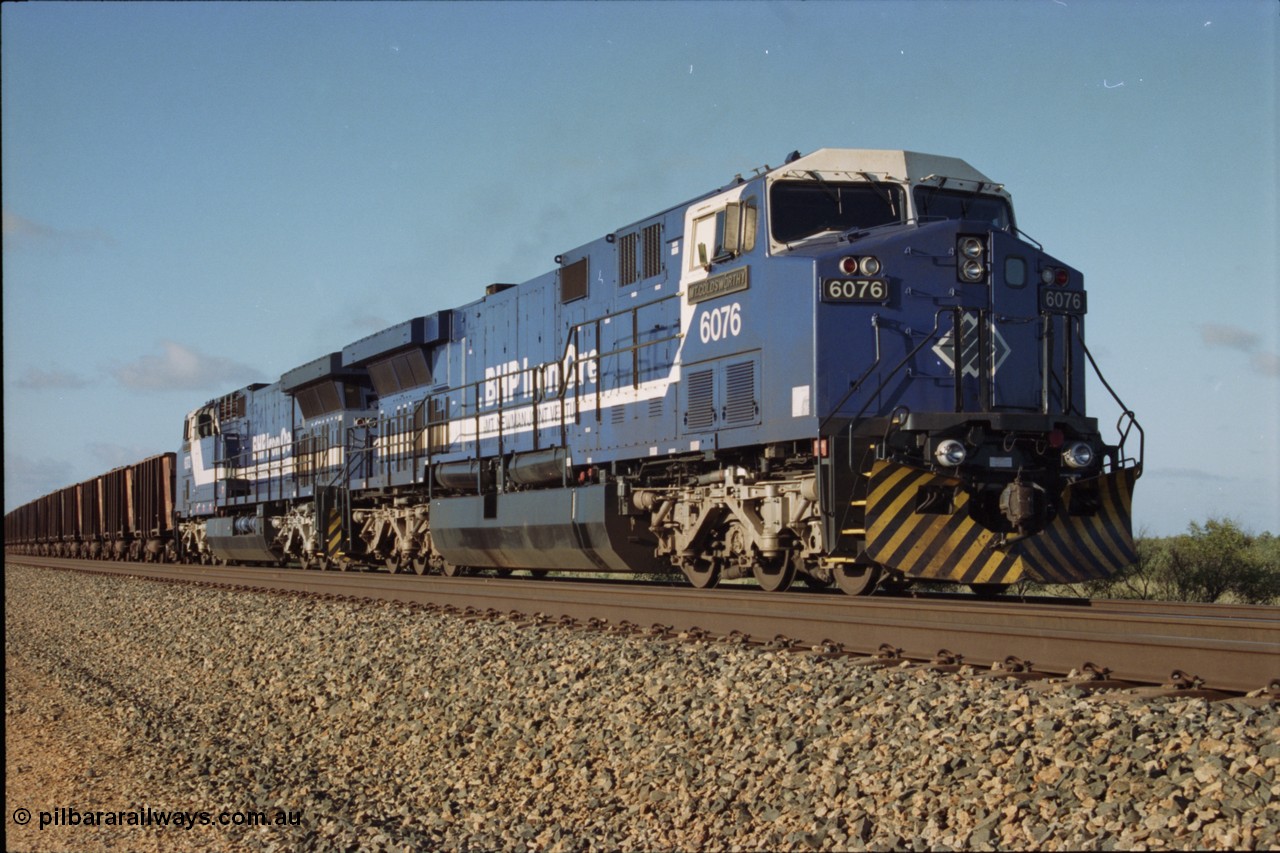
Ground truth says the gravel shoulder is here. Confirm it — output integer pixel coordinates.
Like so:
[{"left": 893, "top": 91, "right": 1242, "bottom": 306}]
[
  {"left": 4, "top": 562, "right": 1278, "bottom": 852},
  {"left": 6, "top": 652, "right": 241, "bottom": 853}
]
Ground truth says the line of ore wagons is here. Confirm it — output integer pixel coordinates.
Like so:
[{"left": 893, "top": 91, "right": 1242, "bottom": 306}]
[{"left": 5, "top": 453, "right": 176, "bottom": 561}]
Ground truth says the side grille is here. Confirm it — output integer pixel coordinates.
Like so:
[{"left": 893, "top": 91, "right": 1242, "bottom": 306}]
[
  {"left": 723, "top": 359, "right": 757, "bottom": 424},
  {"left": 618, "top": 233, "right": 639, "bottom": 286},
  {"left": 684, "top": 369, "right": 716, "bottom": 431},
  {"left": 619, "top": 223, "right": 663, "bottom": 286},
  {"left": 642, "top": 223, "right": 663, "bottom": 279}
]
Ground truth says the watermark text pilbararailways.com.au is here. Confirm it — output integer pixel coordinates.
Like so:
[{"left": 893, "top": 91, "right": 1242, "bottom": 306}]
[{"left": 13, "top": 805, "right": 304, "bottom": 831}]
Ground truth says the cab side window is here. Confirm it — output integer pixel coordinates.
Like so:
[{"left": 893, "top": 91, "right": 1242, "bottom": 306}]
[{"left": 691, "top": 199, "right": 757, "bottom": 269}]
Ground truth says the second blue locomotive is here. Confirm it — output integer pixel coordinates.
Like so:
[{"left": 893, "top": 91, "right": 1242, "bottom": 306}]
[{"left": 160, "top": 148, "right": 1143, "bottom": 593}]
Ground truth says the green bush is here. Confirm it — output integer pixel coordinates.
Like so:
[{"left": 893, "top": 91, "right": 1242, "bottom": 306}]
[
  {"left": 1163, "top": 519, "right": 1278, "bottom": 603},
  {"left": 1080, "top": 518, "right": 1280, "bottom": 604}
]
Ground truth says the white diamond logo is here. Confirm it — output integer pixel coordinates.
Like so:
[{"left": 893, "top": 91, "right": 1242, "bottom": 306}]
[{"left": 932, "top": 313, "right": 1012, "bottom": 378}]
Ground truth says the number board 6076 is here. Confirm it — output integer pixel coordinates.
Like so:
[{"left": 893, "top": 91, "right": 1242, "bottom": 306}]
[{"left": 822, "top": 278, "right": 893, "bottom": 304}]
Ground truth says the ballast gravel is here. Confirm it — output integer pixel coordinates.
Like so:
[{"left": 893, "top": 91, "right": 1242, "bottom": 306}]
[{"left": 4, "top": 563, "right": 1278, "bottom": 852}]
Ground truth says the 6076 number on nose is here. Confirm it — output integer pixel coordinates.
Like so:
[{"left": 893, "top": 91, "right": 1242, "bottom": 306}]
[{"left": 822, "top": 278, "right": 892, "bottom": 304}]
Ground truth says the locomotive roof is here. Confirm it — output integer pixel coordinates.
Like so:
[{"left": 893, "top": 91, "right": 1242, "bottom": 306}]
[
  {"left": 772, "top": 149, "right": 999, "bottom": 189},
  {"left": 612, "top": 148, "right": 1006, "bottom": 236}
]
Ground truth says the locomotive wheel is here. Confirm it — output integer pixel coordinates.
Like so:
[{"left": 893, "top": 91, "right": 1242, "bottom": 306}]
[
  {"left": 833, "top": 562, "right": 881, "bottom": 596},
  {"left": 752, "top": 555, "right": 796, "bottom": 593},
  {"left": 528, "top": 569, "right": 550, "bottom": 579},
  {"left": 680, "top": 558, "right": 720, "bottom": 590},
  {"left": 441, "top": 562, "right": 463, "bottom": 578},
  {"left": 410, "top": 555, "right": 429, "bottom": 575},
  {"left": 385, "top": 553, "right": 403, "bottom": 574}
]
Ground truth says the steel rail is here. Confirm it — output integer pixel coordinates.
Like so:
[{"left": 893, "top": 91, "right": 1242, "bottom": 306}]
[{"left": 10, "top": 556, "right": 1279, "bottom": 694}]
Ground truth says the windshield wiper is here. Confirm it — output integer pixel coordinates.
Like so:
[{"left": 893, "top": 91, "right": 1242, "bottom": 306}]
[
  {"left": 858, "top": 171, "right": 899, "bottom": 219},
  {"left": 958, "top": 181, "right": 992, "bottom": 219},
  {"left": 806, "top": 170, "right": 843, "bottom": 206}
]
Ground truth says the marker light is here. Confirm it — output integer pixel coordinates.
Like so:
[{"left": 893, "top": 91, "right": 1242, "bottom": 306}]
[
  {"left": 934, "top": 439, "right": 968, "bottom": 467},
  {"left": 839, "top": 256, "right": 882, "bottom": 276},
  {"left": 1041, "top": 267, "right": 1069, "bottom": 286}
]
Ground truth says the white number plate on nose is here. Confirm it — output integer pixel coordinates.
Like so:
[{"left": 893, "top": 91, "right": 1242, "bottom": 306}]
[
  {"left": 1040, "top": 288, "right": 1088, "bottom": 315},
  {"left": 822, "top": 278, "right": 892, "bottom": 304}
]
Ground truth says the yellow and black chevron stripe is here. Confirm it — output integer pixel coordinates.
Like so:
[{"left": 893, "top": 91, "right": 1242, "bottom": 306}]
[
  {"left": 325, "top": 505, "right": 345, "bottom": 558},
  {"left": 863, "top": 461, "right": 1137, "bottom": 585},
  {"left": 1016, "top": 469, "right": 1138, "bottom": 582}
]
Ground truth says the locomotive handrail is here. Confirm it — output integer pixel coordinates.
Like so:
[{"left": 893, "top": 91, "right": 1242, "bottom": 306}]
[
  {"left": 1078, "top": 332, "right": 1145, "bottom": 476},
  {"left": 818, "top": 315, "right": 884, "bottom": 433},
  {"left": 851, "top": 309, "right": 953, "bottom": 426},
  {"left": 411, "top": 291, "right": 684, "bottom": 465},
  {"left": 812, "top": 301, "right": 1144, "bottom": 478},
  {"left": 820, "top": 307, "right": 957, "bottom": 431}
]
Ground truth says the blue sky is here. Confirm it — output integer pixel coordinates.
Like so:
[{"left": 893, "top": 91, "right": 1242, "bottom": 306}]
[{"left": 3, "top": 1, "right": 1277, "bottom": 537}]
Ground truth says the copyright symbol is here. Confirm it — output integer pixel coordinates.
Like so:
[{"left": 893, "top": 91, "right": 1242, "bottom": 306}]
[{"left": 13, "top": 808, "right": 31, "bottom": 825}]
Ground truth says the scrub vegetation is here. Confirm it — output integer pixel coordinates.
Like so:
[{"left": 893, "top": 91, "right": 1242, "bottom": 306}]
[{"left": 1069, "top": 518, "right": 1280, "bottom": 605}]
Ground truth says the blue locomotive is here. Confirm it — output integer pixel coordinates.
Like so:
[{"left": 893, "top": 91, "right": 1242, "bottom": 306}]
[{"left": 11, "top": 149, "right": 1143, "bottom": 594}]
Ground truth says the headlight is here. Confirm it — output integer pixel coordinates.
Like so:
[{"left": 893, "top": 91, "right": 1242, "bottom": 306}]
[
  {"left": 1062, "top": 442, "right": 1095, "bottom": 469},
  {"left": 960, "top": 259, "right": 985, "bottom": 282},
  {"left": 858, "top": 256, "right": 881, "bottom": 276},
  {"left": 934, "top": 439, "right": 967, "bottom": 467},
  {"left": 959, "top": 237, "right": 984, "bottom": 259}
]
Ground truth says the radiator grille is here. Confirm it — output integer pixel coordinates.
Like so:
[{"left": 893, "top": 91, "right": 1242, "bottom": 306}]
[
  {"left": 619, "top": 223, "right": 663, "bottom": 286},
  {"left": 685, "top": 369, "right": 715, "bottom": 431},
  {"left": 723, "top": 359, "right": 757, "bottom": 424},
  {"left": 642, "top": 223, "right": 663, "bottom": 279},
  {"left": 618, "top": 233, "right": 639, "bottom": 286}
]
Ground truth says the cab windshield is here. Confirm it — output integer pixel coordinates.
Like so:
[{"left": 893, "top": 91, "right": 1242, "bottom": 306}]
[
  {"left": 770, "top": 180, "right": 903, "bottom": 244},
  {"left": 913, "top": 187, "right": 1013, "bottom": 230}
]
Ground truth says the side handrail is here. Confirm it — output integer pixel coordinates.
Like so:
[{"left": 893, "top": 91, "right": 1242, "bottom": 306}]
[
  {"left": 1078, "top": 334, "right": 1145, "bottom": 476},
  {"left": 819, "top": 308, "right": 957, "bottom": 432}
]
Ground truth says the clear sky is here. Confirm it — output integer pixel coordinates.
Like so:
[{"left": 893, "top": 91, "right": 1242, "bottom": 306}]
[{"left": 3, "top": 1, "right": 1277, "bottom": 537}]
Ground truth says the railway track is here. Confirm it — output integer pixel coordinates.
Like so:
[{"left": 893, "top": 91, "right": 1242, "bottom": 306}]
[{"left": 12, "top": 555, "right": 1279, "bottom": 695}]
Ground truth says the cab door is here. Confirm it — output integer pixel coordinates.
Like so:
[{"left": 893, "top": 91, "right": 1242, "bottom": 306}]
[{"left": 986, "top": 233, "right": 1042, "bottom": 412}]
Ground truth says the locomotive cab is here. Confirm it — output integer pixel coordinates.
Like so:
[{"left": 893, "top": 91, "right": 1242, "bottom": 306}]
[{"left": 772, "top": 152, "right": 1142, "bottom": 588}]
